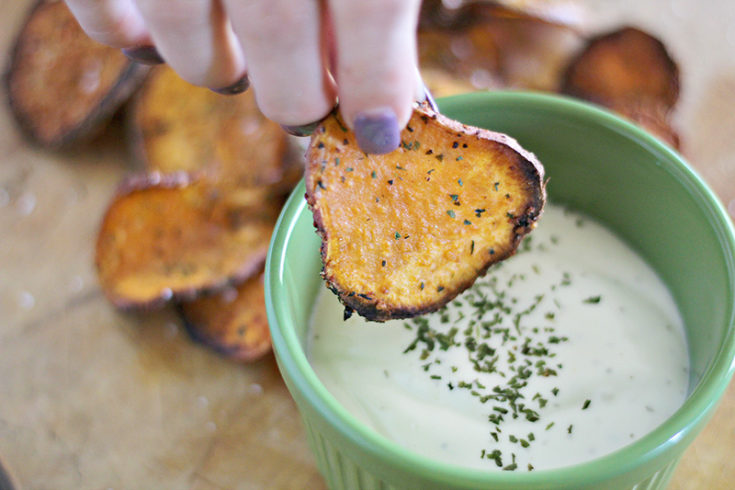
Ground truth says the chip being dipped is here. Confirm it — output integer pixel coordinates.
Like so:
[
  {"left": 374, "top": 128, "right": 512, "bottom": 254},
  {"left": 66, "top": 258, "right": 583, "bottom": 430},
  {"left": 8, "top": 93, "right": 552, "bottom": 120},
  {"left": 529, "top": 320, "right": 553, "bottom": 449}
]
[{"left": 305, "top": 104, "right": 546, "bottom": 322}]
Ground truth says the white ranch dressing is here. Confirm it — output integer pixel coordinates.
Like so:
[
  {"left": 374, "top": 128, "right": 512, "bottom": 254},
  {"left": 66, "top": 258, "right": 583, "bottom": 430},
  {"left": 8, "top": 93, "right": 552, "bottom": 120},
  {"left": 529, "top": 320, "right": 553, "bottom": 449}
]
[{"left": 307, "top": 204, "right": 689, "bottom": 471}]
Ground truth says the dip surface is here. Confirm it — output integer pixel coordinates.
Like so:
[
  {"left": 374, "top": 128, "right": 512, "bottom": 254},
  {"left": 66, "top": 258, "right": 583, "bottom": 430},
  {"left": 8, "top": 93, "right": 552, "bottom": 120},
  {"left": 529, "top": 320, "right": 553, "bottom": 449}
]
[{"left": 307, "top": 204, "right": 689, "bottom": 471}]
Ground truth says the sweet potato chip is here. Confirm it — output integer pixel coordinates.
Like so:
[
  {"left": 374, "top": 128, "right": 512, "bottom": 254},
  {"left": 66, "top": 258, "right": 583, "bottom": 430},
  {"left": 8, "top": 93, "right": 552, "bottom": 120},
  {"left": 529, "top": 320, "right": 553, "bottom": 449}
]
[
  {"left": 305, "top": 105, "right": 546, "bottom": 322},
  {"left": 130, "top": 66, "right": 298, "bottom": 190},
  {"left": 180, "top": 272, "right": 271, "bottom": 362},
  {"left": 418, "top": 0, "right": 582, "bottom": 96},
  {"left": 475, "top": 9, "right": 583, "bottom": 91},
  {"left": 559, "top": 27, "right": 681, "bottom": 148},
  {"left": 560, "top": 26, "right": 680, "bottom": 110},
  {"left": 419, "top": 23, "right": 502, "bottom": 96},
  {"left": 95, "top": 172, "right": 281, "bottom": 309},
  {"left": 5, "top": 0, "right": 148, "bottom": 147}
]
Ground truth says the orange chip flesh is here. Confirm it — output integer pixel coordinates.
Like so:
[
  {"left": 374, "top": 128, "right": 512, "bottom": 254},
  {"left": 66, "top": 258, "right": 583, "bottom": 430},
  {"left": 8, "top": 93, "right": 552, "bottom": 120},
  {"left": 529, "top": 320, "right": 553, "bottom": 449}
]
[
  {"left": 560, "top": 26, "right": 680, "bottom": 110},
  {"left": 305, "top": 106, "right": 546, "bottom": 322},
  {"left": 130, "top": 66, "right": 297, "bottom": 189},
  {"left": 5, "top": 0, "right": 148, "bottom": 147},
  {"left": 180, "top": 272, "right": 271, "bottom": 363},
  {"left": 95, "top": 173, "right": 281, "bottom": 309}
]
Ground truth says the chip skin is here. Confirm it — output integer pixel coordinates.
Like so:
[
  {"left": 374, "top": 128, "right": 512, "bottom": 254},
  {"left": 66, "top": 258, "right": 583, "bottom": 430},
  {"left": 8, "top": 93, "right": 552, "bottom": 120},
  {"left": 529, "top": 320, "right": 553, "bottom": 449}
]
[
  {"left": 5, "top": 0, "right": 148, "bottom": 147},
  {"left": 179, "top": 272, "right": 271, "bottom": 363},
  {"left": 95, "top": 172, "right": 281, "bottom": 309},
  {"left": 305, "top": 105, "right": 546, "bottom": 322}
]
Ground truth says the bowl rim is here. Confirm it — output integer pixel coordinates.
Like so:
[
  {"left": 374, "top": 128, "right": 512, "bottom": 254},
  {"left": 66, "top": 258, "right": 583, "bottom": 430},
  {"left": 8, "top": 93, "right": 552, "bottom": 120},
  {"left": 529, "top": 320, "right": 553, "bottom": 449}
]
[{"left": 266, "top": 90, "right": 735, "bottom": 486}]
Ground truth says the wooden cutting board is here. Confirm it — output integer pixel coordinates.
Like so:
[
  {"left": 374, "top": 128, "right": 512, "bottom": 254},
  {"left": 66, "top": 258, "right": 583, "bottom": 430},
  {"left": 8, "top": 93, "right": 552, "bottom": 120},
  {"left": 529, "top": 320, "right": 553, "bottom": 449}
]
[{"left": 1, "top": 0, "right": 733, "bottom": 488}]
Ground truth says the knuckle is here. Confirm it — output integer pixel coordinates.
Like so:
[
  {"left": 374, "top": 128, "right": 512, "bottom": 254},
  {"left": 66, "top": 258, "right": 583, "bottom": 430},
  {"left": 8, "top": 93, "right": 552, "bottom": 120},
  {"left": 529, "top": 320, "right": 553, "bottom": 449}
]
[
  {"left": 235, "top": 3, "right": 313, "bottom": 47},
  {"left": 136, "top": 0, "right": 207, "bottom": 29}
]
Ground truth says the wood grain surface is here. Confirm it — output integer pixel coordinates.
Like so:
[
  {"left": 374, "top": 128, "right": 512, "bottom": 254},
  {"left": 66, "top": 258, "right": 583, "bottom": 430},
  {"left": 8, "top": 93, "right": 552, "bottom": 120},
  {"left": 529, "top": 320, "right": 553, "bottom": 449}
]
[{"left": 1, "top": 0, "right": 733, "bottom": 488}]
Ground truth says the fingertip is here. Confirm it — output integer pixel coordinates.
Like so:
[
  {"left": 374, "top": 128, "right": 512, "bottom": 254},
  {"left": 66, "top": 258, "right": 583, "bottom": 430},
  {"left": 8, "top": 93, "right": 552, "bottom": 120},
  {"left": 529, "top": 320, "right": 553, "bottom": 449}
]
[
  {"left": 224, "top": 0, "right": 335, "bottom": 128},
  {"left": 353, "top": 107, "right": 401, "bottom": 155},
  {"left": 339, "top": 70, "right": 420, "bottom": 154},
  {"left": 328, "top": 0, "right": 422, "bottom": 146},
  {"left": 339, "top": 68, "right": 422, "bottom": 154}
]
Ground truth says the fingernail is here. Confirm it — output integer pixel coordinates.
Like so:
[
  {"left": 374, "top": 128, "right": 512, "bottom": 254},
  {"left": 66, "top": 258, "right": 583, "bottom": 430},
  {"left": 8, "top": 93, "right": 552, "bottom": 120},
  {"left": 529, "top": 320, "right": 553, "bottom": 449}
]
[
  {"left": 423, "top": 83, "right": 439, "bottom": 112},
  {"left": 211, "top": 75, "right": 250, "bottom": 95},
  {"left": 281, "top": 120, "right": 322, "bottom": 137},
  {"left": 354, "top": 108, "right": 400, "bottom": 155},
  {"left": 122, "top": 46, "right": 164, "bottom": 65}
]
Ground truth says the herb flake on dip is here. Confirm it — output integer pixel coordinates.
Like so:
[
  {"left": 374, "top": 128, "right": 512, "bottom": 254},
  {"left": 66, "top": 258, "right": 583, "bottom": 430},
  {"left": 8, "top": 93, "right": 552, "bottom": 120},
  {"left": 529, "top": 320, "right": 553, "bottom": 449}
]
[{"left": 308, "top": 204, "right": 689, "bottom": 471}]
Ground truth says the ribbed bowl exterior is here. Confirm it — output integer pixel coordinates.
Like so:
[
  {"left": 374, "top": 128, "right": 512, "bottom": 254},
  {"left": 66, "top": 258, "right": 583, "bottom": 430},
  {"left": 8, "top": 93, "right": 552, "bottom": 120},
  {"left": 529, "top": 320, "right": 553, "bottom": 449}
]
[
  {"left": 267, "top": 92, "right": 735, "bottom": 490},
  {"left": 301, "top": 415, "right": 681, "bottom": 490}
]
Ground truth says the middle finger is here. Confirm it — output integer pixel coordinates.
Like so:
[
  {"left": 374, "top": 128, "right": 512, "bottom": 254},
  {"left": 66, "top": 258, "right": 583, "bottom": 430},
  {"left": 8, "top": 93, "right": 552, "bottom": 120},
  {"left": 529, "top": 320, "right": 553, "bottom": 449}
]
[
  {"left": 223, "top": 0, "right": 335, "bottom": 126},
  {"left": 135, "top": 0, "right": 246, "bottom": 89}
]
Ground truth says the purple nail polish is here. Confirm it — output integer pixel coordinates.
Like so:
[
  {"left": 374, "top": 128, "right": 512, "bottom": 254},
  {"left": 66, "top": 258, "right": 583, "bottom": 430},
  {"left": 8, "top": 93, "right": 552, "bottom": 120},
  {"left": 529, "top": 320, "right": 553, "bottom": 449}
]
[
  {"left": 354, "top": 108, "right": 400, "bottom": 155},
  {"left": 211, "top": 75, "right": 250, "bottom": 95},
  {"left": 122, "top": 46, "right": 164, "bottom": 65}
]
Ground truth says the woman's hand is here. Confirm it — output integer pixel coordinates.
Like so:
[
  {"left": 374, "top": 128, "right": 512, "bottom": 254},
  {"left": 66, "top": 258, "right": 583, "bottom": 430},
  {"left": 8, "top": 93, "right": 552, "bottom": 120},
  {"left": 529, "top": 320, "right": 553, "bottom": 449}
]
[{"left": 65, "top": 0, "right": 425, "bottom": 154}]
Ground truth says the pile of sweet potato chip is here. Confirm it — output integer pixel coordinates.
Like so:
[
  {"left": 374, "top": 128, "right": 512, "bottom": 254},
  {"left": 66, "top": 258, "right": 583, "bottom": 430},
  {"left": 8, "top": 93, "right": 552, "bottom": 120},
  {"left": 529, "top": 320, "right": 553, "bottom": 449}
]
[
  {"left": 418, "top": 0, "right": 682, "bottom": 148},
  {"left": 5, "top": 2, "right": 298, "bottom": 363},
  {"left": 5, "top": 0, "right": 684, "bottom": 360},
  {"left": 92, "top": 71, "right": 297, "bottom": 363}
]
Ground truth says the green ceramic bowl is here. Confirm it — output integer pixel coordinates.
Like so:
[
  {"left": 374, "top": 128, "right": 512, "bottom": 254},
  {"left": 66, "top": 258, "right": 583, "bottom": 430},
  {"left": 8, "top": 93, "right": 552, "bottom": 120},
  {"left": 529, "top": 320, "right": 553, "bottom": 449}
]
[{"left": 265, "top": 91, "right": 735, "bottom": 489}]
